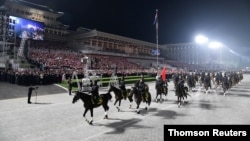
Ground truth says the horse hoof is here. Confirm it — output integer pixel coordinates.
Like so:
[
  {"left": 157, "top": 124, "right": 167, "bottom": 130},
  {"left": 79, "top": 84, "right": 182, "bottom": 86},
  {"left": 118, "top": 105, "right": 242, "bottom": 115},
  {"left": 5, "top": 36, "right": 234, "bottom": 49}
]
[
  {"left": 145, "top": 107, "right": 148, "bottom": 110},
  {"left": 89, "top": 120, "right": 93, "bottom": 125},
  {"left": 104, "top": 115, "right": 108, "bottom": 119},
  {"left": 118, "top": 109, "right": 120, "bottom": 112},
  {"left": 137, "top": 111, "right": 140, "bottom": 114},
  {"left": 178, "top": 103, "right": 181, "bottom": 108}
]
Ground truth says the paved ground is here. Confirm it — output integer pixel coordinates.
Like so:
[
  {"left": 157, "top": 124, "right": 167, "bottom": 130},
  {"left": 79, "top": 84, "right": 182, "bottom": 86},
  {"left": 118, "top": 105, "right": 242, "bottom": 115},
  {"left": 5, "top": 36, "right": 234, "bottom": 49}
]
[
  {"left": 0, "top": 82, "right": 67, "bottom": 100},
  {"left": 0, "top": 74, "right": 250, "bottom": 141}
]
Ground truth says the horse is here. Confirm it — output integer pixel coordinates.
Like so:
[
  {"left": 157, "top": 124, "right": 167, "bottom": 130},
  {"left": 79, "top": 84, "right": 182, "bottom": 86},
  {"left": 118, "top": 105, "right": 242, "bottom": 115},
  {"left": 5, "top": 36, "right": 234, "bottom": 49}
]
[
  {"left": 214, "top": 72, "right": 222, "bottom": 90},
  {"left": 222, "top": 76, "right": 230, "bottom": 96},
  {"left": 186, "top": 74, "right": 196, "bottom": 92},
  {"left": 155, "top": 81, "right": 168, "bottom": 102},
  {"left": 129, "top": 84, "right": 151, "bottom": 114},
  {"left": 203, "top": 75, "right": 211, "bottom": 94},
  {"left": 175, "top": 80, "right": 189, "bottom": 107},
  {"left": 72, "top": 91, "right": 112, "bottom": 125},
  {"left": 107, "top": 84, "right": 133, "bottom": 111}
]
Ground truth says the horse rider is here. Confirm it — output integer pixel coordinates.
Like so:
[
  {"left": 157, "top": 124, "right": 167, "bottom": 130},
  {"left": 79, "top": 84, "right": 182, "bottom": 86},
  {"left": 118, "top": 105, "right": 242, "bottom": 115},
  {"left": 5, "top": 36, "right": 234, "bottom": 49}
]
[
  {"left": 155, "top": 75, "right": 164, "bottom": 93},
  {"left": 204, "top": 72, "right": 211, "bottom": 89},
  {"left": 118, "top": 76, "right": 126, "bottom": 99},
  {"left": 135, "top": 77, "right": 147, "bottom": 102},
  {"left": 176, "top": 78, "right": 185, "bottom": 96},
  {"left": 89, "top": 79, "right": 93, "bottom": 87},
  {"left": 90, "top": 80, "right": 99, "bottom": 105}
]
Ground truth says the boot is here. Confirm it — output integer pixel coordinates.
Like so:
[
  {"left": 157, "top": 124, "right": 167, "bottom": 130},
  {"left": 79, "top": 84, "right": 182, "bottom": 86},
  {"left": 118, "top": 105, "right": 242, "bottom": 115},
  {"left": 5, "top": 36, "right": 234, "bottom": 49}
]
[
  {"left": 94, "top": 97, "right": 98, "bottom": 105},
  {"left": 122, "top": 91, "right": 127, "bottom": 100}
]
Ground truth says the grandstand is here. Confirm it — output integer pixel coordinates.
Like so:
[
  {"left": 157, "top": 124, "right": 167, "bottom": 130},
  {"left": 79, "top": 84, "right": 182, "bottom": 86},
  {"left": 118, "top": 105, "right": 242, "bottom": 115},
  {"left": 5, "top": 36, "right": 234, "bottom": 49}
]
[{"left": 0, "top": 0, "right": 245, "bottom": 87}]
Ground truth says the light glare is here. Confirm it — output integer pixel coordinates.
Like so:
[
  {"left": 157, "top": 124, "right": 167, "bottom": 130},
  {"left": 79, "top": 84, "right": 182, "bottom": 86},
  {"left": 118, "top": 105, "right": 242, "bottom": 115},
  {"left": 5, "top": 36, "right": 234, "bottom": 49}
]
[{"left": 195, "top": 35, "right": 208, "bottom": 44}]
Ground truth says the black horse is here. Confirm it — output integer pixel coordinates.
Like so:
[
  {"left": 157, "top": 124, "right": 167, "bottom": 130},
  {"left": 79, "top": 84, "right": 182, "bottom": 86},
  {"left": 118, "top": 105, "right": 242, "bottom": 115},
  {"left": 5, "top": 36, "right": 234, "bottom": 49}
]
[
  {"left": 222, "top": 76, "right": 230, "bottom": 96},
  {"left": 72, "top": 91, "right": 112, "bottom": 125},
  {"left": 175, "top": 80, "right": 189, "bottom": 107},
  {"left": 129, "top": 85, "right": 151, "bottom": 114},
  {"left": 108, "top": 85, "right": 133, "bottom": 111},
  {"left": 203, "top": 75, "right": 211, "bottom": 94},
  {"left": 187, "top": 74, "right": 196, "bottom": 92},
  {"left": 155, "top": 81, "right": 168, "bottom": 102}
]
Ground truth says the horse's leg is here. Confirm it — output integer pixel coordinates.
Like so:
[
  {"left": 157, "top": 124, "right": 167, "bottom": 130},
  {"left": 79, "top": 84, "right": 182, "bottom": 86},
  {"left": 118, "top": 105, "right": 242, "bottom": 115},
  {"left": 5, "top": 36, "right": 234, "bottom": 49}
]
[
  {"left": 183, "top": 97, "right": 186, "bottom": 105},
  {"left": 160, "top": 93, "right": 163, "bottom": 103},
  {"left": 145, "top": 94, "right": 151, "bottom": 110},
  {"left": 103, "top": 104, "right": 109, "bottom": 119},
  {"left": 117, "top": 100, "right": 121, "bottom": 112},
  {"left": 128, "top": 96, "right": 133, "bottom": 109},
  {"left": 155, "top": 92, "right": 158, "bottom": 102},
  {"left": 178, "top": 97, "right": 181, "bottom": 108},
  {"left": 136, "top": 101, "right": 140, "bottom": 114},
  {"left": 114, "top": 99, "right": 118, "bottom": 106},
  {"left": 89, "top": 108, "right": 93, "bottom": 125},
  {"left": 114, "top": 99, "right": 120, "bottom": 111},
  {"left": 83, "top": 108, "right": 89, "bottom": 123},
  {"left": 224, "top": 88, "right": 228, "bottom": 96}
]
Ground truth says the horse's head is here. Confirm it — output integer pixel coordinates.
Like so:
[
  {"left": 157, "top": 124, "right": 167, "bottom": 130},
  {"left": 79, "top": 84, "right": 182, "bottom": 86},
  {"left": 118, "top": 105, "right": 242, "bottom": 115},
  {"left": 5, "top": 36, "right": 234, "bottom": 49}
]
[
  {"left": 130, "top": 87, "right": 138, "bottom": 96},
  {"left": 107, "top": 84, "right": 114, "bottom": 92},
  {"left": 72, "top": 91, "right": 81, "bottom": 103}
]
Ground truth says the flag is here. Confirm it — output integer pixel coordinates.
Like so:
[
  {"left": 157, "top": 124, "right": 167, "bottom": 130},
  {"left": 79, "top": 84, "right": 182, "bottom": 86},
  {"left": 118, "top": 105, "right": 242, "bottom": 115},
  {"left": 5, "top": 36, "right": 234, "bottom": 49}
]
[
  {"left": 161, "top": 66, "right": 167, "bottom": 81},
  {"left": 154, "top": 9, "right": 158, "bottom": 25}
]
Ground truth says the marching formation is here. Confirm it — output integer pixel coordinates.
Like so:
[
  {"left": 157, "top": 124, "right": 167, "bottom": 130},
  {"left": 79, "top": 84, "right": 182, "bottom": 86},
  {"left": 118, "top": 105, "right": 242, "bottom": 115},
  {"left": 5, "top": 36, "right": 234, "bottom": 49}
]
[{"left": 71, "top": 70, "right": 244, "bottom": 125}]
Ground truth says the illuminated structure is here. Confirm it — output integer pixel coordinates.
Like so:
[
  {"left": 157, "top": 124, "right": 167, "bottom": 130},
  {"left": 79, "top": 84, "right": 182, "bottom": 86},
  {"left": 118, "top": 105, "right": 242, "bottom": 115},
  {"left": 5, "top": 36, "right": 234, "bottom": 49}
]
[{"left": 0, "top": 0, "right": 243, "bottom": 71}]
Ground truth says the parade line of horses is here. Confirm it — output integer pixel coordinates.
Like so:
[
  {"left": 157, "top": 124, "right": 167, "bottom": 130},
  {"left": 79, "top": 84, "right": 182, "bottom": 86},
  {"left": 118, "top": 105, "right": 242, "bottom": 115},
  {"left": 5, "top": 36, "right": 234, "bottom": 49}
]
[{"left": 72, "top": 71, "right": 243, "bottom": 125}]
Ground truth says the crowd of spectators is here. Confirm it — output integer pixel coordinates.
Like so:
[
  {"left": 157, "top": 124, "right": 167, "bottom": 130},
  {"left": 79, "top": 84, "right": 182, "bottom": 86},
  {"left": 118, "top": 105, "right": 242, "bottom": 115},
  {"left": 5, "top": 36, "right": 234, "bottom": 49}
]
[
  {"left": 2, "top": 40, "right": 218, "bottom": 86},
  {"left": 1, "top": 40, "right": 159, "bottom": 86}
]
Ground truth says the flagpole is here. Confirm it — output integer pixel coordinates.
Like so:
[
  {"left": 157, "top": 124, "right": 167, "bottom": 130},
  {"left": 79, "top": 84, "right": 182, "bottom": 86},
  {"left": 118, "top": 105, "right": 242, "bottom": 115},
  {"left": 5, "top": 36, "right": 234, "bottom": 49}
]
[{"left": 155, "top": 9, "right": 159, "bottom": 70}]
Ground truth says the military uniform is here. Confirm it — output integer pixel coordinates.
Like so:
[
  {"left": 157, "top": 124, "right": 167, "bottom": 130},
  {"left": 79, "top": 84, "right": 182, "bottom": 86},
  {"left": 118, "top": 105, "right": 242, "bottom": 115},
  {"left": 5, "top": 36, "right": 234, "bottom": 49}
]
[
  {"left": 90, "top": 80, "right": 99, "bottom": 104},
  {"left": 119, "top": 77, "right": 126, "bottom": 98},
  {"left": 27, "top": 86, "right": 36, "bottom": 104}
]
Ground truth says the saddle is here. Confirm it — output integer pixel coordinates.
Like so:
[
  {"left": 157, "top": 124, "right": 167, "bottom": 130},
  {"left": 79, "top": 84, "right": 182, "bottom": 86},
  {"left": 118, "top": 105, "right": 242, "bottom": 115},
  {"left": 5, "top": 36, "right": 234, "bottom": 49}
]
[
  {"left": 122, "top": 90, "right": 127, "bottom": 100},
  {"left": 91, "top": 96, "right": 103, "bottom": 105},
  {"left": 141, "top": 91, "right": 148, "bottom": 102},
  {"left": 163, "top": 86, "right": 168, "bottom": 94}
]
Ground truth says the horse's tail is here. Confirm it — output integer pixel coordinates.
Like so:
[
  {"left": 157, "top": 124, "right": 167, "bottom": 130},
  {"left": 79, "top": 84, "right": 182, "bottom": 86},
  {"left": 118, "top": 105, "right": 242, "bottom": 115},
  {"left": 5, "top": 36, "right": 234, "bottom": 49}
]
[{"left": 147, "top": 92, "right": 151, "bottom": 106}]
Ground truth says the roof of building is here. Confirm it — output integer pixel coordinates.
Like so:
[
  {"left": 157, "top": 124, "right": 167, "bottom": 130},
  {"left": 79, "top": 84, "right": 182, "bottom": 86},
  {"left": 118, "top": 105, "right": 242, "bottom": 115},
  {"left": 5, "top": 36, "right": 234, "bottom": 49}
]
[{"left": 9, "top": 0, "right": 63, "bottom": 15}]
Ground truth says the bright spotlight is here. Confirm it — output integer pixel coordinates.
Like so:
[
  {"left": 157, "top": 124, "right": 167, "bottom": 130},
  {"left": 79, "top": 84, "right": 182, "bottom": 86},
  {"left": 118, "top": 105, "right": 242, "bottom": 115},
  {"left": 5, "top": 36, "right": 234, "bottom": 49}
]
[
  {"left": 195, "top": 35, "right": 208, "bottom": 44},
  {"left": 208, "top": 41, "right": 223, "bottom": 49}
]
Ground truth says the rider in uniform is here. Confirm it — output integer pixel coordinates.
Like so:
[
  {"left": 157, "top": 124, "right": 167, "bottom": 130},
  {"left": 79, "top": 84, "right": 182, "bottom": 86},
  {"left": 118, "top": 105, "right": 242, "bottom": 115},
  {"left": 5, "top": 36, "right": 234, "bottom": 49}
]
[
  {"left": 136, "top": 77, "right": 147, "bottom": 102},
  {"left": 118, "top": 76, "right": 126, "bottom": 99},
  {"left": 90, "top": 80, "right": 99, "bottom": 105},
  {"left": 176, "top": 78, "right": 185, "bottom": 96},
  {"left": 155, "top": 75, "right": 163, "bottom": 93}
]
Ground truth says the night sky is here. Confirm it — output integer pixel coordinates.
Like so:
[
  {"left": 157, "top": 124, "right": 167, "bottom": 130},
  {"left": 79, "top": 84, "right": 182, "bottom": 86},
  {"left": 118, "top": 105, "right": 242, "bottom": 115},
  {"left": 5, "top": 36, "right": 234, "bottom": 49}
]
[{"left": 22, "top": 0, "right": 250, "bottom": 53}]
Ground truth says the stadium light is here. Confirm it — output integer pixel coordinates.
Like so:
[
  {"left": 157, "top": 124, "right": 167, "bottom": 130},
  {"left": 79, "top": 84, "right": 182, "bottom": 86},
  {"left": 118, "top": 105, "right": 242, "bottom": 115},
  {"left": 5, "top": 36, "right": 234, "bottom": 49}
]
[{"left": 195, "top": 35, "right": 208, "bottom": 44}]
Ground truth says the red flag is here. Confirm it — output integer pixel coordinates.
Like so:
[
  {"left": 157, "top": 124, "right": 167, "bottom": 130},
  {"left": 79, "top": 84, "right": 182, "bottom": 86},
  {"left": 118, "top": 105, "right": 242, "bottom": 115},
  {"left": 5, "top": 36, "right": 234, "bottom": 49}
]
[{"left": 161, "top": 66, "right": 167, "bottom": 81}]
